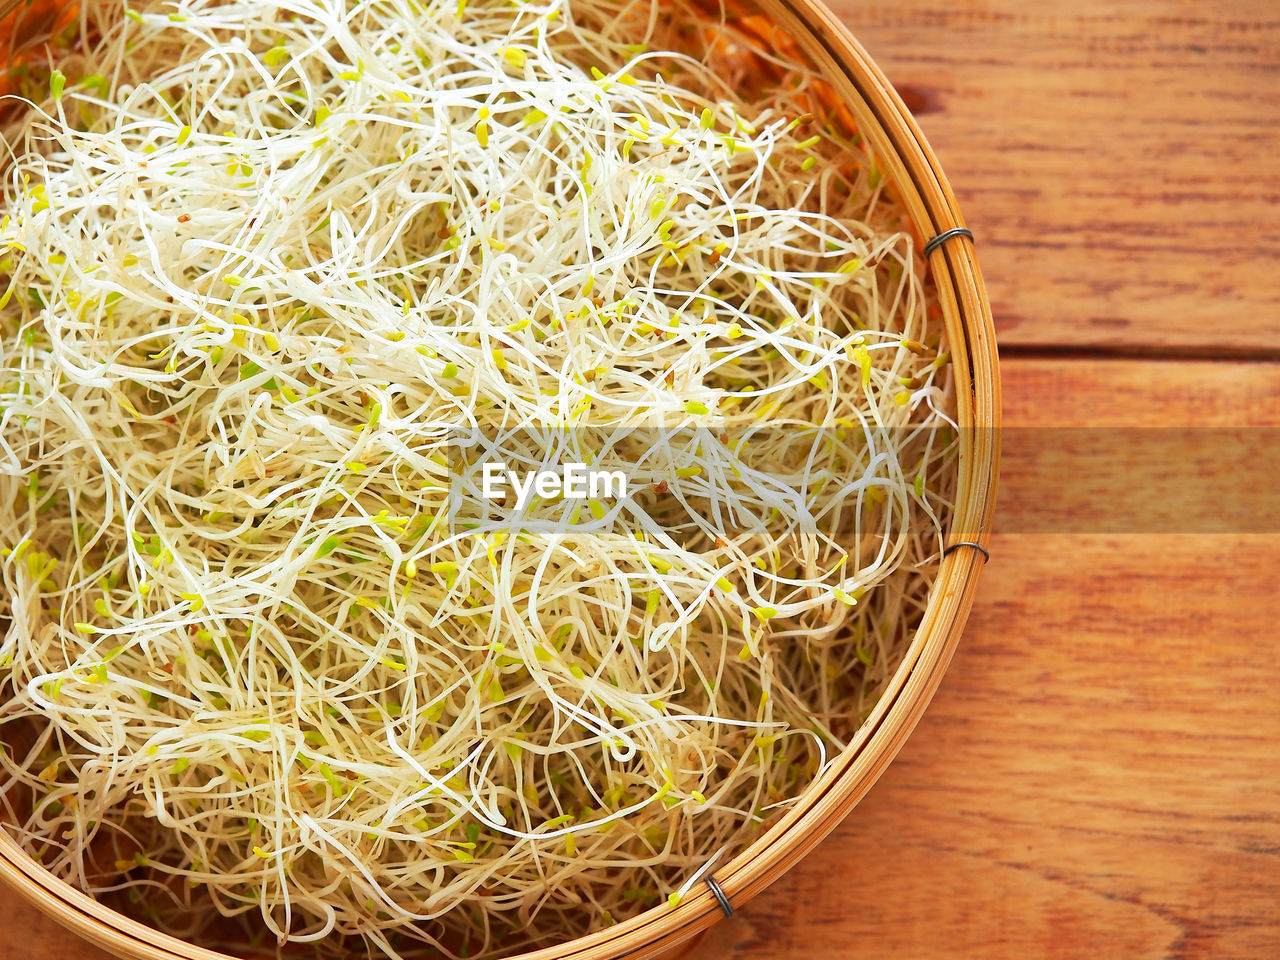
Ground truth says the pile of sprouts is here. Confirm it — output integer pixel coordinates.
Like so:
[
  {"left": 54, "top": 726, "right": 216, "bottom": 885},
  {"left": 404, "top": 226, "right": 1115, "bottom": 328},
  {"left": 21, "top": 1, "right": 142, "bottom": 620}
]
[{"left": 0, "top": 0, "right": 956, "bottom": 956}]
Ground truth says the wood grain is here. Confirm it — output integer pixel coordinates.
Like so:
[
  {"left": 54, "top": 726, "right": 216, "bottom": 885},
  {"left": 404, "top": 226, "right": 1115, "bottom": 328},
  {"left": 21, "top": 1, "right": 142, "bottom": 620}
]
[
  {"left": 685, "top": 533, "right": 1280, "bottom": 960},
  {"left": 992, "top": 358, "right": 1280, "bottom": 533},
  {"left": 675, "top": 356, "right": 1280, "bottom": 960},
  {"left": 832, "top": 0, "right": 1280, "bottom": 353}
]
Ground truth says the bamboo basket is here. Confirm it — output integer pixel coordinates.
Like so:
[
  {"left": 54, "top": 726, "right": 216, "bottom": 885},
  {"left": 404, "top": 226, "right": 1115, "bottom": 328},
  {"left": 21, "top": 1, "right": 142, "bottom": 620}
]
[{"left": 0, "top": 0, "right": 999, "bottom": 957}]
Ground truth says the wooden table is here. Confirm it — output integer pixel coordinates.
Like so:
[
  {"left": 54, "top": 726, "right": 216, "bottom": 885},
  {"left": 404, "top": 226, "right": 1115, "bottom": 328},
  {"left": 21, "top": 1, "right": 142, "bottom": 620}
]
[{"left": 11, "top": 1, "right": 1279, "bottom": 958}]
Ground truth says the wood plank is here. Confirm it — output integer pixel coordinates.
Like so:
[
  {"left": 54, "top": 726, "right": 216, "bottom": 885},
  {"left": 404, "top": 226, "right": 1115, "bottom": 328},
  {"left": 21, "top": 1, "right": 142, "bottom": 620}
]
[
  {"left": 681, "top": 356, "right": 1280, "bottom": 959},
  {"left": 687, "top": 534, "right": 1280, "bottom": 960},
  {"left": 992, "top": 357, "right": 1280, "bottom": 426},
  {"left": 7, "top": 901, "right": 111, "bottom": 960},
  {"left": 992, "top": 358, "right": 1280, "bottom": 533},
  {"left": 830, "top": 0, "right": 1280, "bottom": 352}
]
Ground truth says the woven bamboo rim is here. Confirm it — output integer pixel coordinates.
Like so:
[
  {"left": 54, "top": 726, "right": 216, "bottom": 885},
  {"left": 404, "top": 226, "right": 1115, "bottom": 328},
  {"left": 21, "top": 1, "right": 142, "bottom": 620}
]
[{"left": 0, "top": 0, "right": 999, "bottom": 957}]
